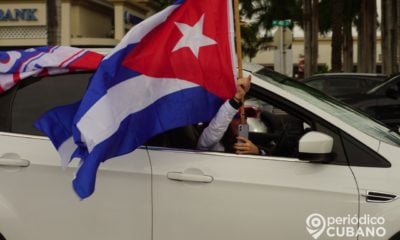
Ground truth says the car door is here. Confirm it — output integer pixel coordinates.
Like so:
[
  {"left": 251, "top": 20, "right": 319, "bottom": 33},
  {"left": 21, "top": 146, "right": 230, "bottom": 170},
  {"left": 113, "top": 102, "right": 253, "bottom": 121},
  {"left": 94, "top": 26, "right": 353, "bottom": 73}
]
[
  {"left": 0, "top": 73, "right": 152, "bottom": 240},
  {"left": 149, "top": 88, "right": 359, "bottom": 240}
]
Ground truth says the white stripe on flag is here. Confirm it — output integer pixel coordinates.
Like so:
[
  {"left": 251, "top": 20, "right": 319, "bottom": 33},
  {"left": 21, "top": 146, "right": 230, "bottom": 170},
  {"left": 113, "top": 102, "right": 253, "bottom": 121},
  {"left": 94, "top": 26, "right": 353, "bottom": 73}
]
[
  {"left": 77, "top": 75, "right": 198, "bottom": 152},
  {"left": 58, "top": 137, "right": 77, "bottom": 168},
  {"left": 59, "top": 49, "right": 87, "bottom": 68}
]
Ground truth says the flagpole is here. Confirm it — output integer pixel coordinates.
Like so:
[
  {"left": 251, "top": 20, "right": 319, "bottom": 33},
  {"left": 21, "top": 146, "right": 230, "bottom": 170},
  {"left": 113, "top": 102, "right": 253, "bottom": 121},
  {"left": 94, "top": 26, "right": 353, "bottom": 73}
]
[
  {"left": 233, "top": 0, "right": 246, "bottom": 124},
  {"left": 233, "top": 0, "right": 243, "bottom": 79}
]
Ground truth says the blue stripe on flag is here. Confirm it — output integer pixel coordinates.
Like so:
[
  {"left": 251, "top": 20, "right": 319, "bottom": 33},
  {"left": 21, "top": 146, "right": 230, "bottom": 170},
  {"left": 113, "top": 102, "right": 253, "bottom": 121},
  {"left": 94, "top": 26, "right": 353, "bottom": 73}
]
[
  {"left": 34, "top": 102, "right": 80, "bottom": 149},
  {"left": 72, "top": 86, "right": 222, "bottom": 198},
  {"left": 72, "top": 44, "right": 139, "bottom": 123}
]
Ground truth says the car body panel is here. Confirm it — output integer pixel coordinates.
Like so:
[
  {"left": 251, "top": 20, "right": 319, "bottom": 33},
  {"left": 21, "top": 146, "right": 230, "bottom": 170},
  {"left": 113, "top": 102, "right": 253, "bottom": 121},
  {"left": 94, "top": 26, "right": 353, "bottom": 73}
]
[
  {"left": 150, "top": 148, "right": 358, "bottom": 240},
  {"left": 0, "top": 132, "right": 152, "bottom": 240},
  {"left": 350, "top": 142, "right": 400, "bottom": 239}
]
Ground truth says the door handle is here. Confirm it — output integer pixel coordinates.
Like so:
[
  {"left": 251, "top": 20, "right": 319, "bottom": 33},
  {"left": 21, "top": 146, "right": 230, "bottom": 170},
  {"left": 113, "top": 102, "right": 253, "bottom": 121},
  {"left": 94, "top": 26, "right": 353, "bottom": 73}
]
[
  {"left": 167, "top": 172, "right": 213, "bottom": 183},
  {"left": 362, "top": 191, "right": 398, "bottom": 203},
  {"left": 0, "top": 153, "right": 30, "bottom": 167}
]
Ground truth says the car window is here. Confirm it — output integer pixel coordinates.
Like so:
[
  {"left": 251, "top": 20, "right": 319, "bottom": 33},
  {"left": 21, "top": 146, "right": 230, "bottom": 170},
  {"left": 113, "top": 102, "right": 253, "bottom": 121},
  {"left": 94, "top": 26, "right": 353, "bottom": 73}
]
[
  {"left": 147, "top": 90, "right": 308, "bottom": 158},
  {"left": 148, "top": 87, "right": 346, "bottom": 162},
  {"left": 0, "top": 86, "right": 17, "bottom": 132},
  {"left": 10, "top": 73, "right": 92, "bottom": 135},
  {"left": 244, "top": 94, "right": 306, "bottom": 158},
  {"left": 306, "top": 79, "right": 324, "bottom": 91},
  {"left": 369, "top": 75, "right": 400, "bottom": 95},
  {"left": 363, "top": 78, "right": 381, "bottom": 89},
  {"left": 326, "top": 78, "right": 361, "bottom": 96},
  {"left": 383, "top": 78, "right": 400, "bottom": 93}
]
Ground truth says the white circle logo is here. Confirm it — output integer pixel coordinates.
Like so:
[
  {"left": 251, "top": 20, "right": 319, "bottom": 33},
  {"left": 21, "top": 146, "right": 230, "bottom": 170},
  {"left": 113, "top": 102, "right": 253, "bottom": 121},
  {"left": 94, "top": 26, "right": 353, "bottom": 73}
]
[{"left": 306, "top": 213, "right": 326, "bottom": 239}]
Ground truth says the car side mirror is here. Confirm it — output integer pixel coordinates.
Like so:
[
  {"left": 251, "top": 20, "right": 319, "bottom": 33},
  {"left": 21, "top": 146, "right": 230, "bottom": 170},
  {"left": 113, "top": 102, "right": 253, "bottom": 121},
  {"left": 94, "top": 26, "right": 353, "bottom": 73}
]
[{"left": 298, "top": 131, "right": 335, "bottom": 163}]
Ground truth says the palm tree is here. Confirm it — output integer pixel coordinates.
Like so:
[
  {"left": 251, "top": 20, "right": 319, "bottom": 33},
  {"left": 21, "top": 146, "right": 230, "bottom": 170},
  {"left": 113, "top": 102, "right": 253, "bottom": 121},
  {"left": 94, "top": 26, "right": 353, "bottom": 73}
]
[
  {"left": 357, "top": 0, "right": 377, "bottom": 73},
  {"left": 330, "top": 0, "right": 344, "bottom": 72},
  {"left": 240, "top": 0, "right": 302, "bottom": 33},
  {"left": 342, "top": 0, "right": 360, "bottom": 72},
  {"left": 318, "top": 0, "right": 360, "bottom": 72},
  {"left": 303, "top": 0, "right": 319, "bottom": 77},
  {"left": 381, "top": 0, "right": 399, "bottom": 75},
  {"left": 241, "top": 22, "right": 273, "bottom": 62},
  {"left": 240, "top": 0, "right": 302, "bottom": 70}
]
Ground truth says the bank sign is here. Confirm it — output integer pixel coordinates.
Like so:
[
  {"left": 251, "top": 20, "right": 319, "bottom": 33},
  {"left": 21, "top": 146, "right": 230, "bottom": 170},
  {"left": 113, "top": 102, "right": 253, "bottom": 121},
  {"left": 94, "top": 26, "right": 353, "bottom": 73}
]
[
  {"left": 0, "top": 4, "right": 46, "bottom": 26},
  {"left": 0, "top": 8, "right": 38, "bottom": 21}
]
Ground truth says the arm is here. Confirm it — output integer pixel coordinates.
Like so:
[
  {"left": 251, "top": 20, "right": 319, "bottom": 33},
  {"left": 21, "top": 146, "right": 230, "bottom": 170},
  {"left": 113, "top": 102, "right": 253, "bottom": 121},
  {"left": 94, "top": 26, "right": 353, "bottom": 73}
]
[
  {"left": 196, "top": 100, "right": 239, "bottom": 151},
  {"left": 197, "top": 76, "right": 251, "bottom": 151}
]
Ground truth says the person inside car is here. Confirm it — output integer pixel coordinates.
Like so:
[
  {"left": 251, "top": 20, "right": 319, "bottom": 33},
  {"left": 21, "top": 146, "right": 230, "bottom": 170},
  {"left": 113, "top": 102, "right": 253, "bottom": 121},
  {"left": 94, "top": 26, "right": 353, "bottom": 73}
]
[{"left": 197, "top": 76, "right": 268, "bottom": 155}]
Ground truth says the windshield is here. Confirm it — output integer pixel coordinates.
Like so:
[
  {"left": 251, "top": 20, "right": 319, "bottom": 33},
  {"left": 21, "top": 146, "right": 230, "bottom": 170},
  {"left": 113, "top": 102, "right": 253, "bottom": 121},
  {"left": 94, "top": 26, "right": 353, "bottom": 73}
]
[{"left": 254, "top": 67, "right": 400, "bottom": 146}]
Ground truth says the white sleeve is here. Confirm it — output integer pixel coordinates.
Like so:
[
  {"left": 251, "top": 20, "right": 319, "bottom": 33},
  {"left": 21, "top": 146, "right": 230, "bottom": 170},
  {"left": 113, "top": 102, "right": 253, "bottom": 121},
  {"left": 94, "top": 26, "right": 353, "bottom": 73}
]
[{"left": 197, "top": 100, "right": 238, "bottom": 151}]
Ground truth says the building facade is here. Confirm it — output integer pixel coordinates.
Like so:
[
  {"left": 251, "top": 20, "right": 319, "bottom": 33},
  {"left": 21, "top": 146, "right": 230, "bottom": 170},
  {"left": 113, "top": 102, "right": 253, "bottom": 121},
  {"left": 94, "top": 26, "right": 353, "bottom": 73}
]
[
  {"left": 0, "top": 0, "right": 157, "bottom": 49},
  {"left": 249, "top": 35, "right": 384, "bottom": 76}
]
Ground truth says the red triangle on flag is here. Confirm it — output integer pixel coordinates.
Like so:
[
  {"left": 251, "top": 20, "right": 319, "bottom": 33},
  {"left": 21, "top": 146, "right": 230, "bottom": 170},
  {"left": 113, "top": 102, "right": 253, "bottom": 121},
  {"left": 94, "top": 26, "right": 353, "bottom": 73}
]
[{"left": 122, "top": 0, "right": 236, "bottom": 100}]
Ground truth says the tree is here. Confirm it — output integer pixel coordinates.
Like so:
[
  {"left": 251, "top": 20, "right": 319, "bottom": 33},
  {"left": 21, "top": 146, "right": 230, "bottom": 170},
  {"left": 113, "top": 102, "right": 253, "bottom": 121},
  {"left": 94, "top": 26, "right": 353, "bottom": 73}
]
[
  {"left": 240, "top": 0, "right": 302, "bottom": 32},
  {"left": 342, "top": 0, "right": 360, "bottom": 72},
  {"left": 398, "top": 1, "right": 400, "bottom": 72},
  {"left": 357, "top": 0, "right": 377, "bottom": 73},
  {"left": 240, "top": 0, "right": 302, "bottom": 63},
  {"left": 381, "top": 0, "right": 398, "bottom": 75},
  {"left": 241, "top": 23, "right": 272, "bottom": 62},
  {"left": 330, "top": 0, "right": 344, "bottom": 72},
  {"left": 303, "top": 0, "right": 319, "bottom": 77},
  {"left": 318, "top": 0, "right": 360, "bottom": 72}
]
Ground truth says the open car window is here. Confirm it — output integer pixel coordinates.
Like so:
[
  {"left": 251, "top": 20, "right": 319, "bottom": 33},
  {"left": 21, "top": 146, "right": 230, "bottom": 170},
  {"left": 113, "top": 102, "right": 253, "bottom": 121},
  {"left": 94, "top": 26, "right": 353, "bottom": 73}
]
[
  {"left": 3, "top": 73, "right": 92, "bottom": 135},
  {"left": 147, "top": 89, "right": 308, "bottom": 159}
]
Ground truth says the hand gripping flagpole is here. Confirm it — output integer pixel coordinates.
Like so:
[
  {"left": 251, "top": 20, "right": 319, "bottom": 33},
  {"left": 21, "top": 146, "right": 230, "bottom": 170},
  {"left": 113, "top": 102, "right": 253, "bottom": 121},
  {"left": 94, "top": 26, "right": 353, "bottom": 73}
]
[{"left": 233, "top": 0, "right": 246, "bottom": 124}]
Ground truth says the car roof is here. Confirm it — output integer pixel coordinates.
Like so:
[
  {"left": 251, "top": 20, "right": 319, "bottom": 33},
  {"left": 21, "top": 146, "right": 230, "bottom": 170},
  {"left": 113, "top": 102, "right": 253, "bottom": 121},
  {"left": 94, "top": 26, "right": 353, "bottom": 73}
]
[
  {"left": 302, "top": 72, "right": 388, "bottom": 82},
  {"left": 309, "top": 72, "right": 387, "bottom": 77}
]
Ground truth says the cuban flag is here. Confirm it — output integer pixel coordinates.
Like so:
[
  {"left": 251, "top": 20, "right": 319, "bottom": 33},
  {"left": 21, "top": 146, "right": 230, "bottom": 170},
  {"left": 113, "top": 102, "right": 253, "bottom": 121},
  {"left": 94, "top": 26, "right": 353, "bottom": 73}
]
[
  {"left": 36, "top": 0, "right": 237, "bottom": 199},
  {"left": 0, "top": 46, "right": 103, "bottom": 93}
]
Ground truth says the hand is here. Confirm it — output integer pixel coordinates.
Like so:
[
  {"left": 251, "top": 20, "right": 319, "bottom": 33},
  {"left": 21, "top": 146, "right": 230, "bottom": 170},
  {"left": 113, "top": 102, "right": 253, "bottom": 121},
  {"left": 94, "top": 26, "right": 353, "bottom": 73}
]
[
  {"left": 234, "top": 75, "right": 251, "bottom": 101},
  {"left": 234, "top": 136, "right": 260, "bottom": 155}
]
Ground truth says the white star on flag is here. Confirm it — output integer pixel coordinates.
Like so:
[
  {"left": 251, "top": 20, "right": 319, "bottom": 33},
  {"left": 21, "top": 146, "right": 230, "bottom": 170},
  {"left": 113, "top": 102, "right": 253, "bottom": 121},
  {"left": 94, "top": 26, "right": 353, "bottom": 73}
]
[{"left": 172, "top": 14, "right": 217, "bottom": 58}]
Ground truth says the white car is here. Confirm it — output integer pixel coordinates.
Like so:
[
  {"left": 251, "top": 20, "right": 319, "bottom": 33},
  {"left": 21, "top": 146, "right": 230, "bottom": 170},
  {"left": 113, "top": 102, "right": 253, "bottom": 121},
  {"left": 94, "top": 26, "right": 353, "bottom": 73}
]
[{"left": 1, "top": 62, "right": 400, "bottom": 240}]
